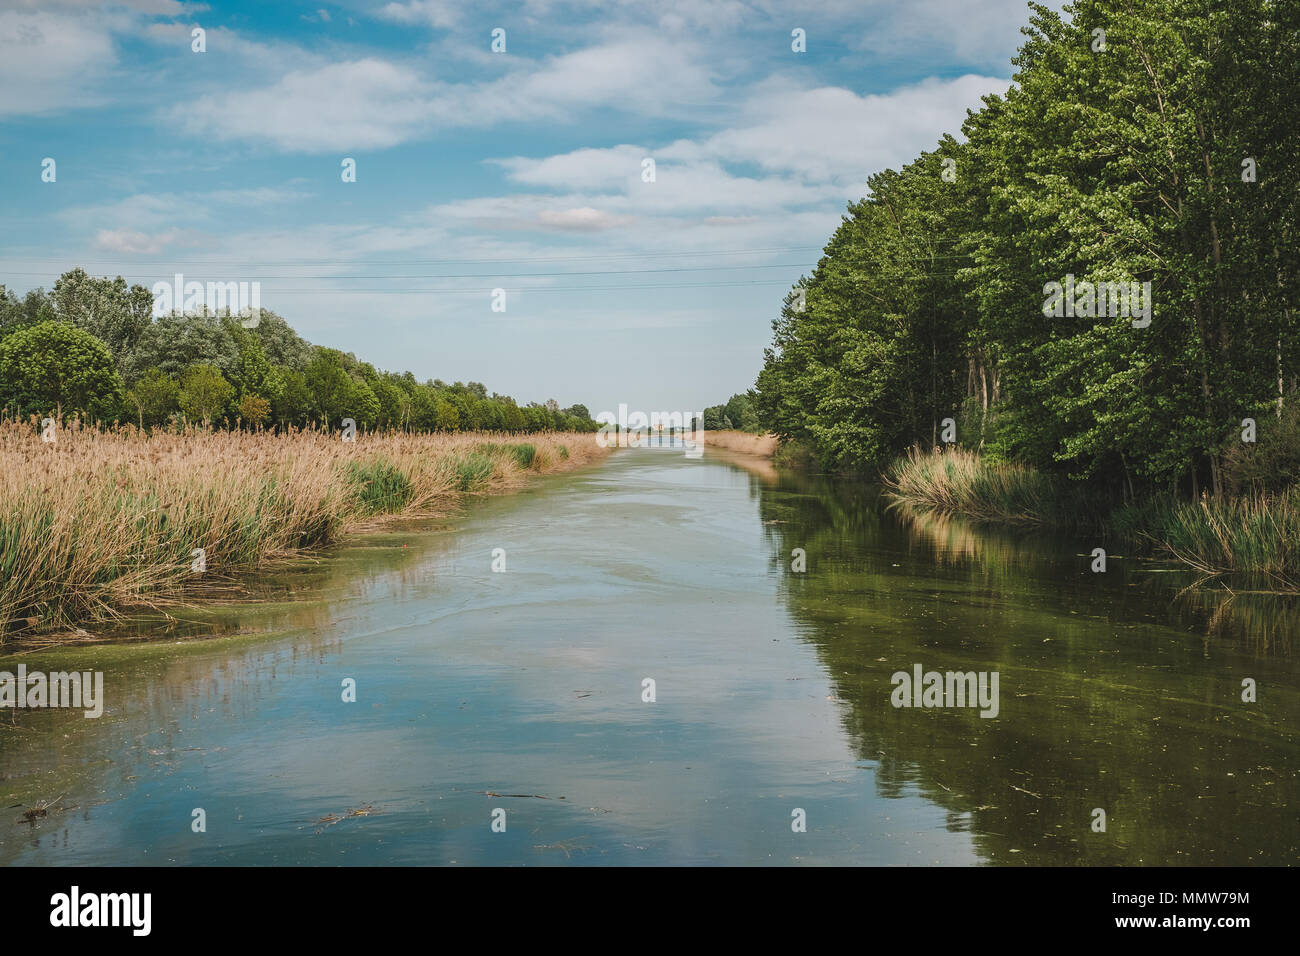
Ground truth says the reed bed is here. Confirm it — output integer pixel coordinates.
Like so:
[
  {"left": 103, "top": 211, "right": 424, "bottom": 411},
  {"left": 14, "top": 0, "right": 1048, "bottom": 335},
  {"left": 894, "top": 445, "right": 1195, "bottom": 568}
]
[
  {"left": 0, "top": 419, "right": 606, "bottom": 640},
  {"left": 886, "top": 445, "right": 1300, "bottom": 588},
  {"left": 701, "top": 430, "right": 779, "bottom": 457},
  {"left": 883, "top": 445, "right": 1075, "bottom": 526},
  {"left": 1114, "top": 490, "right": 1300, "bottom": 589}
]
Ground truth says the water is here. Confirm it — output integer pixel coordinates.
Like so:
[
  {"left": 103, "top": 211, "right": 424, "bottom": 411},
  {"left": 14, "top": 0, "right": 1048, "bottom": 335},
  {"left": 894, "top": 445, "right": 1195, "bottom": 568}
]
[{"left": 1, "top": 449, "right": 1296, "bottom": 865}]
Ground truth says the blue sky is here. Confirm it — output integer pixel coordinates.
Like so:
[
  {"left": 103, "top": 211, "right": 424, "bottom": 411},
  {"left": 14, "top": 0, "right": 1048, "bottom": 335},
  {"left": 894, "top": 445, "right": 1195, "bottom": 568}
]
[{"left": 0, "top": 0, "right": 1039, "bottom": 414}]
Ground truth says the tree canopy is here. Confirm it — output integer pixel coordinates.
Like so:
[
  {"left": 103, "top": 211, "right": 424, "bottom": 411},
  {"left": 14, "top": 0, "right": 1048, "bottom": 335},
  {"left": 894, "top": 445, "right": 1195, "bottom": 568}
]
[{"left": 755, "top": 0, "right": 1300, "bottom": 499}]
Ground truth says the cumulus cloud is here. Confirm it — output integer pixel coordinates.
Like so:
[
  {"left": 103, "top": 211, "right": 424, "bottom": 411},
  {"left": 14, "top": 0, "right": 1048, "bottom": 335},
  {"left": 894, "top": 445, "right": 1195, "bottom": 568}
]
[
  {"left": 175, "top": 58, "right": 435, "bottom": 151},
  {"left": 536, "top": 207, "right": 635, "bottom": 231},
  {"left": 169, "top": 32, "right": 717, "bottom": 151},
  {"left": 686, "top": 74, "right": 1009, "bottom": 184},
  {"left": 0, "top": 11, "right": 117, "bottom": 116}
]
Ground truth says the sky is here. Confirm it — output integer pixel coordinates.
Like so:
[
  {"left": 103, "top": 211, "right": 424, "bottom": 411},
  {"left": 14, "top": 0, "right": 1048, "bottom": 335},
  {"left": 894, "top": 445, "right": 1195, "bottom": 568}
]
[{"left": 0, "top": 0, "right": 1042, "bottom": 415}]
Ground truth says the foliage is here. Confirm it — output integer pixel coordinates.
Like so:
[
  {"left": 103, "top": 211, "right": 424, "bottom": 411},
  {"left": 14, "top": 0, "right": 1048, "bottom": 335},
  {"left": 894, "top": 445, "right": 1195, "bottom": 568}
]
[
  {"left": 178, "top": 364, "right": 236, "bottom": 426},
  {"left": 0, "top": 423, "right": 608, "bottom": 639},
  {"left": 755, "top": 0, "right": 1300, "bottom": 500},
  {"left": 126, "top": 368, "right": 180, "bottom": 427},
  {"left": 0, "top": 321, "right": 124, "bottom": 419}
]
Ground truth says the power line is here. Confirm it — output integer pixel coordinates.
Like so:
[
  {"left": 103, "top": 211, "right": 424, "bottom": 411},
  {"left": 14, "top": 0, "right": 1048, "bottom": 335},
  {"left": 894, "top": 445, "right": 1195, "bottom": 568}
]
[
  {"left": 0, "top": 246, "right": 823, "bottom": 268},
  {"left": 217, "top": 274, "right": 974, "bottom": 294},
  {"left": 0, "top": 239, "right": 972, "bottom": 271},
  {"left": 2, "top": 262, "right": 814, "bottom": 280},
  {"left": 0, "top": 254, "right": 975, "bottom": 281}
]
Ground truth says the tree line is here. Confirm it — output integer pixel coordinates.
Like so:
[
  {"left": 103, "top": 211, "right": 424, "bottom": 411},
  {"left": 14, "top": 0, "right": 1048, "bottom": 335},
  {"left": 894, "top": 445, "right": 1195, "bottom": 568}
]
[
  {"left": 0, "top": 268, "right": 598, "bottom": 433},
  {"left": 755, "top": 0, "right": 1299, "bottom": 500},
  {"left": 701, "top": 392, "right": 762, "bottom": 432}
]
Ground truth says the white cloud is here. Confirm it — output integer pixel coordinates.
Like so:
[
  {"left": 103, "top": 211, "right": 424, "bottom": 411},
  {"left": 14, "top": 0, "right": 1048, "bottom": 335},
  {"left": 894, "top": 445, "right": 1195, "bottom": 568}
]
[
  {"left": 536, "top": 207, "right": 635, "bottom": 231},
  {"left": 0, "top": 11, "right": 117, "bottom": 116},
  {"left": 377, "top": 1, "right": 461, "bottom": 29},
  {"left": 856, "top": 0, "right": 1048, "bottom": 66},
  {"left": 492, "top": 146, "right": 647, "bottom": 190},
  {"left": 170, "top": 32, "right": 718, "bottom": 152},
  {"left": 688, "top": 74, "right": 1008, "bottom": 184},
  {"left": 93, "top": 228, "right": 192, "bottom": 254},
  {"left": 175, "top": 58, "right": 435, "bottom": 150}
]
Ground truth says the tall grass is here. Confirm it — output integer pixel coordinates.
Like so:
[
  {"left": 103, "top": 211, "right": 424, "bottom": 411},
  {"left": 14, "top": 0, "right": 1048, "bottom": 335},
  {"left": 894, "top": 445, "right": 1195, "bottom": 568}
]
[
  {"left": 887, "top": 446, "right": 1300, "bottom": 587},
  {"left": 701, "top": 430, "right": 779, "bottom": 458},
  {"left": 1114, "top": 490, "right": 1300, "bottom": 588},
  {"left": 0, "top": 420, "right": 606, "bottom": 640},
  {"left": 475, "top": 440, "right": 537, "bottom": 470},
  {"left": 883, "top": 445, "right": 1092, "bottom": 526}
]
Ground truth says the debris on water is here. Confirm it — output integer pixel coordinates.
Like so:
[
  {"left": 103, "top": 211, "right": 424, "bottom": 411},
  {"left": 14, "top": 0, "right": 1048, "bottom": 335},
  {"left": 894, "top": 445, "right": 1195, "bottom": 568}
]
[
  {"left": 531, "top": 840, "right": 592, "bottom": 859},
  {"left": 311, "top": 803, "right": 378, "bottom": 833},
  {"left": 480, "top": 791, "right": 564, "bottom": 799}
]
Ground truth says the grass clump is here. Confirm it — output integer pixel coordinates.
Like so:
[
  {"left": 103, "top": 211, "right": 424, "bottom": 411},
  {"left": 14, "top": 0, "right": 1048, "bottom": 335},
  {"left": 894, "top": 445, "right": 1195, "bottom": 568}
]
[
  {"left": 883, "top": 445, "right": 1084, "bottom": 526},
  {"left": 889, "top": 445, "right": 1300, "bottom": 587},
  {"left": 455, "top": 452, "right": 496, "bottom": 491},
  {"left": 346, "top": 459, "right": 414, "bottom": 515},
  {"left": 1115, "top": 489, "right": 1300, "bottom": 588}
]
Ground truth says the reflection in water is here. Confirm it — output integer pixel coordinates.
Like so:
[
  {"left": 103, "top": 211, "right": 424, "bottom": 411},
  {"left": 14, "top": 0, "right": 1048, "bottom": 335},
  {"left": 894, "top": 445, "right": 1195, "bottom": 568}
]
[
  {"left": 760, "top": 474, "right": 1300, "bottom": 864},
  {"left": 1, "top": 450, "right": 1296, "bottom": 865}
]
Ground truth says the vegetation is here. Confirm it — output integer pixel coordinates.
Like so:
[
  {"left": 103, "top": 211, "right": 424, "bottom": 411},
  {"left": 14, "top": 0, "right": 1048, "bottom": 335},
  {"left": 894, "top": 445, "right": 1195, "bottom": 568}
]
[
  {"left": 884, "top": 447, "right": 1087, "bottom": 527},
  {"left": 0, "top": 268, "right": 600, "bottom": 436},
  {"left": 753, "top": 0, "right": 1300, "bottom": 584},
  {"left": 1114, "top": 490, "right": 1300, "bottom": 589},
  {"left": 700, "top": 430, "right": 778, "bottom": 458},
  {"left": 701, "top": 392, "right": 762, "bottom": 433},
  {"left": 755, "top": 0, "right": 1299, "bottom": 496},
  {"left": 0, "top": 421, "right": 607, "bottom": 642}
]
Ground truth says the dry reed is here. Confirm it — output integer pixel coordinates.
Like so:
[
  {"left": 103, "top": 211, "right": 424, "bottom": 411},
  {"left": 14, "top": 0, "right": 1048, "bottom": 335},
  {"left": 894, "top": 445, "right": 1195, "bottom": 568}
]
[{"left": 0, "top": 419, "right": 606, "bottom": 640}]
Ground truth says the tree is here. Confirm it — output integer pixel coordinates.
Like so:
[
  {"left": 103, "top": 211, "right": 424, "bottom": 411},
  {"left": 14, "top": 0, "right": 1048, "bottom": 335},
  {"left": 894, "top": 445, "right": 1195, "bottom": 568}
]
[
  {"left": 51, "top": 268, "right": 152, "bottom": 364},
  {"left": 237, "top": 393, "right": 271, "bottom": 429},
  {"left": 304, "top": 349, "right": 354, "bottom": 427},
  {"left": 349, "top": 376, "right": 381, "bottom": 429},
  {"left": 231, "top": 330, "right": 274, "bottom": 399},
  {"left": 0, "top": 321, "right": 124, "bottom": 419},
  {"left": 754, "top": 0, "right": 1300, "bottom": 492},
  {"left": 0, "top": 285, "right": 55, "bottom": 339},
  {"left": 178, "top": 364, "right": 235, "bottom": 426},
  {"left": 126, "top": 368, "right": 180, "bottom": 428},
  {"left": 124, "top": 312, "right": 240, "bottom": 382},
  {"left": 273, "top": 366, "right": 313, "bottom": 428}
]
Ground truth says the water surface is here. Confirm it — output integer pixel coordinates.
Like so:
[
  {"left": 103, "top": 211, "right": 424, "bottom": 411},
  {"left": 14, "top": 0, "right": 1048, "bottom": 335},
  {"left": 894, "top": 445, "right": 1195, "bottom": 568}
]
[{"left": 1, "top": 449, "right": 1296, "bottom": 865}]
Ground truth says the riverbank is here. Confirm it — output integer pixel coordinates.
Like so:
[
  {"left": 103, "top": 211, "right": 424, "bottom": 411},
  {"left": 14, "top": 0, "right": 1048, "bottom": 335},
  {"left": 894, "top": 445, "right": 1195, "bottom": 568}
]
[
  {"left": 0, "top": 421, "right": 608, "bottom": 644},
  {"left": 699, "top": 430, "right": 778, "bottom": 457},
  {"left": 883, "top": 446, "right": 1300, "bottom": 590}
]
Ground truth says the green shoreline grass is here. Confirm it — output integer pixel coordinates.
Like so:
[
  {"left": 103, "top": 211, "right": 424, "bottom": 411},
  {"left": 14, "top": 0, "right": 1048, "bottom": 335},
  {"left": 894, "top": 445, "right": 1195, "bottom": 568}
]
[{"left": 883, "top": 446, "right": 1300, "bottom": 590}]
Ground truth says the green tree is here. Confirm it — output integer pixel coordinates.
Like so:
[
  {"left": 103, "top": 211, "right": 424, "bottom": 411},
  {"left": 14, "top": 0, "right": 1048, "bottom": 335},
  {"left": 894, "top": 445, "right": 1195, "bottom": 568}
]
[
  {"left": 179, "top": 364, "right": 236, "bottom": 426},
  {"left": 124, "top": 312, "right": 240, "bottom": 381},
  {"left": 304, "top": 349, "right": 354, "bottom": 427},
  {"left": 273, "top": 366, "right": 313, "bottom": 428},
  {"left": 237, "top": 393, "right": 271, "bottom": 429},
  {"left": 126, "top": 367, "right": 180, "bottom": 428},
  {"left": 51, "top": 268, "right": 152, "bottom": 364},
  {"left": 0, "top": 321, "right": 124, "bottom": 419}
]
